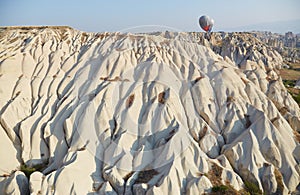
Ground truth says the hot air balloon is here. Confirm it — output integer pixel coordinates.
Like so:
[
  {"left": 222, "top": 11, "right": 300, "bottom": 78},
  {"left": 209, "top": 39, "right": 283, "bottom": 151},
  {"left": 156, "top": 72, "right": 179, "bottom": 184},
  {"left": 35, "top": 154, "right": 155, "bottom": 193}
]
[{"left": 199, "top": 15, "right": 214, "bottom": 33}]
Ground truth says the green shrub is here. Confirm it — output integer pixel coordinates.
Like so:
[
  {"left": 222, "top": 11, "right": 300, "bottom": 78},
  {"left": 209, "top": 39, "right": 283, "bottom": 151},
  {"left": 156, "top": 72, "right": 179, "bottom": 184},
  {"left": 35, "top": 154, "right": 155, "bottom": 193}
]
[
  {"left": 244, "top": 181, "right": 263, "bottom": 195},
  {"left": 283, "top": 80, "right": 295, "bottom": 87},
  {"left": 212, "top": 185, "right": 230, "bottom": 192},
  {"left": 210, "top": 184, "right": 243, "bottom": 195},
  {"left": 292, "top": 93, "right": 300, "bottom": 104},
  {"left": 20, "top": 164, "right": 36, "bottom": 179},
  {"left": 19, "top": 163, "right": 47, "bottom": 179}
]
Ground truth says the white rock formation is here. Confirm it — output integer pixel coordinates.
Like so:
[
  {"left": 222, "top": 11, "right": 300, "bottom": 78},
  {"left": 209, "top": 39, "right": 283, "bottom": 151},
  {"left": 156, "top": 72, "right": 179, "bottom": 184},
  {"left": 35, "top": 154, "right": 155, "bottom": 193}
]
[
  {"left": 0, "top": 27, "right": 299, "bottom": 194},
  {"left": 0, "top": 171, "right": 29, "bottom": 195}
]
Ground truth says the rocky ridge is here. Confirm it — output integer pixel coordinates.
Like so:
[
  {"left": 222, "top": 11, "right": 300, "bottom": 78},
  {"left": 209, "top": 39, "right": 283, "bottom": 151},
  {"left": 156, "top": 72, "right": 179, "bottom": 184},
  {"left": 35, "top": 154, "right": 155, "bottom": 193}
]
[
  {"left": 0, "top": 27, "right": 299, "bottom": 194},
  {"left": 250, "top": 31, "right": 300, "bottom": 63}
]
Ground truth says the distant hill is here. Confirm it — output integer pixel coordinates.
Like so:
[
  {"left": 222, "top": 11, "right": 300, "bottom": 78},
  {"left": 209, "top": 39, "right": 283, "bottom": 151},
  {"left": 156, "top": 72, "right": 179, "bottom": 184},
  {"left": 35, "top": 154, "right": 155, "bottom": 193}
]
[{"left": 222, "top": 19, "right": 300, "bottom": 34}]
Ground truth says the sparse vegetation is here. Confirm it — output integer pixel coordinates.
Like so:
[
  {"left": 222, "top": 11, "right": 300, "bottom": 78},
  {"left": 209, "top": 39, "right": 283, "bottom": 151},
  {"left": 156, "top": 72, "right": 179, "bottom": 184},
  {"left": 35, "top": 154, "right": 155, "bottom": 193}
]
[
  {"left": 283, "top": 80, "right": 295, "bottom": 87},
  {"left": 20, "top": 164, "right": 36, "bottom": 179},
  {"left": 280, "top": 61, "right": 300, "bottom": 105},
  {"left": 244, "top": 181, "right": 263, "bottom": 195},
  {"left": 280, "top": 61, "right": 300, "bottom": 81},
  {"left": 211, "top": 185, "right": 241, "bottom": 195},
  {"left": 274, "top": 168, "right": 284, "bottom": 194},
  {"left": 292, "top": 93, "right": 300, "bottom": 105},
  {"left": 206, "top": 163, "right": 224, "bottom": 188},
  {"left": 208, "top": 178, "right": 262, "bottom": 195},
  {"left": 293, "top": 130, "right": 300, "bottom": 143},
  {"left": 209, "top": 180, "right": 250, "bottom": 195},
  {"left": 283, "top": 84, "right": 300, "bottom": 106},
  {"left": 20, "top": 163, "right": 47, "bottom": 179},
  {"left": 212, "top": 185, "right": 230, "bottom": 192},
  {"left": 283, "top": 79, "right": 300, "bottom": 105},
  {"left": 206, "top": 164, "right": 252, "bottom": 195}
]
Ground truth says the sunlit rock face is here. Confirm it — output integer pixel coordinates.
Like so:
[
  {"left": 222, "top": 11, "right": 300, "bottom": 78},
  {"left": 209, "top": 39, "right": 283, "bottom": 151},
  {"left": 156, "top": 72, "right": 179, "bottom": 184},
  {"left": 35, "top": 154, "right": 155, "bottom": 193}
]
[{"left": 0, "top": 27, "right": 299, "bottom": 194}]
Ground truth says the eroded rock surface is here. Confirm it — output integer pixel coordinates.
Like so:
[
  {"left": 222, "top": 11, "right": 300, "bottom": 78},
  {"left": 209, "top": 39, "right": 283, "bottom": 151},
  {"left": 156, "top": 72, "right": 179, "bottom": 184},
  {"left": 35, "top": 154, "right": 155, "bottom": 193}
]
[{"left": 0, "top": 27, "right": 299, "bottom": 194}]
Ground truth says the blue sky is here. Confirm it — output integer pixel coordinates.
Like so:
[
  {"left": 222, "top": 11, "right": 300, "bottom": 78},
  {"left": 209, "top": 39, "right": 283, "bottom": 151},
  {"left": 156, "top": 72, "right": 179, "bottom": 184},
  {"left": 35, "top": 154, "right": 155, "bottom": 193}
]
[{"left": 1, "top": 0, "right": 300, "bottom": 33}]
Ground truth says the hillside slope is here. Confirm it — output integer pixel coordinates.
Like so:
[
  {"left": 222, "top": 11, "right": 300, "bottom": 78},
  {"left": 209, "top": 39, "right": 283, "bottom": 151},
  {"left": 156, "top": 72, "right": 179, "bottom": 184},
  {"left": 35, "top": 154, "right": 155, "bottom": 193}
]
[{"left": 0, "top": 27, "right": 299, "bottom": 194}]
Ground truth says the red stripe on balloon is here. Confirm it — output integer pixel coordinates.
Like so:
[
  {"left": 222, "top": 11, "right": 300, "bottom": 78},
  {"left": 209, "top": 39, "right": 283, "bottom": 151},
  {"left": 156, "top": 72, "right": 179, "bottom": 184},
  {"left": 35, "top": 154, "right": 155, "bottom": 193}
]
[{"left": 203, "top": 26, "right": 209, "bottom": 31}]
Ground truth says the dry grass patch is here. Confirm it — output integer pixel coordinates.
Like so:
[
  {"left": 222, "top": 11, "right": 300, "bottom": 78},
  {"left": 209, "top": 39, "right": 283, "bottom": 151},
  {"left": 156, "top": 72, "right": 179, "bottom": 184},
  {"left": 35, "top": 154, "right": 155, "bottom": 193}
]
[
  {"left": 280, "top": 69, "right": 300, "bottom": 80},
  {"left": 274, "top": 168, "right": 284, "bottom": 194},
  {"left": 280, "top": 61, "right": 300, "bottom": 81},
  {"left": 207, "top": 163, "right": 223, "bottom": 186},
  {"left": 293, "top": 130, "right": 300, "bottom": 143}
]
